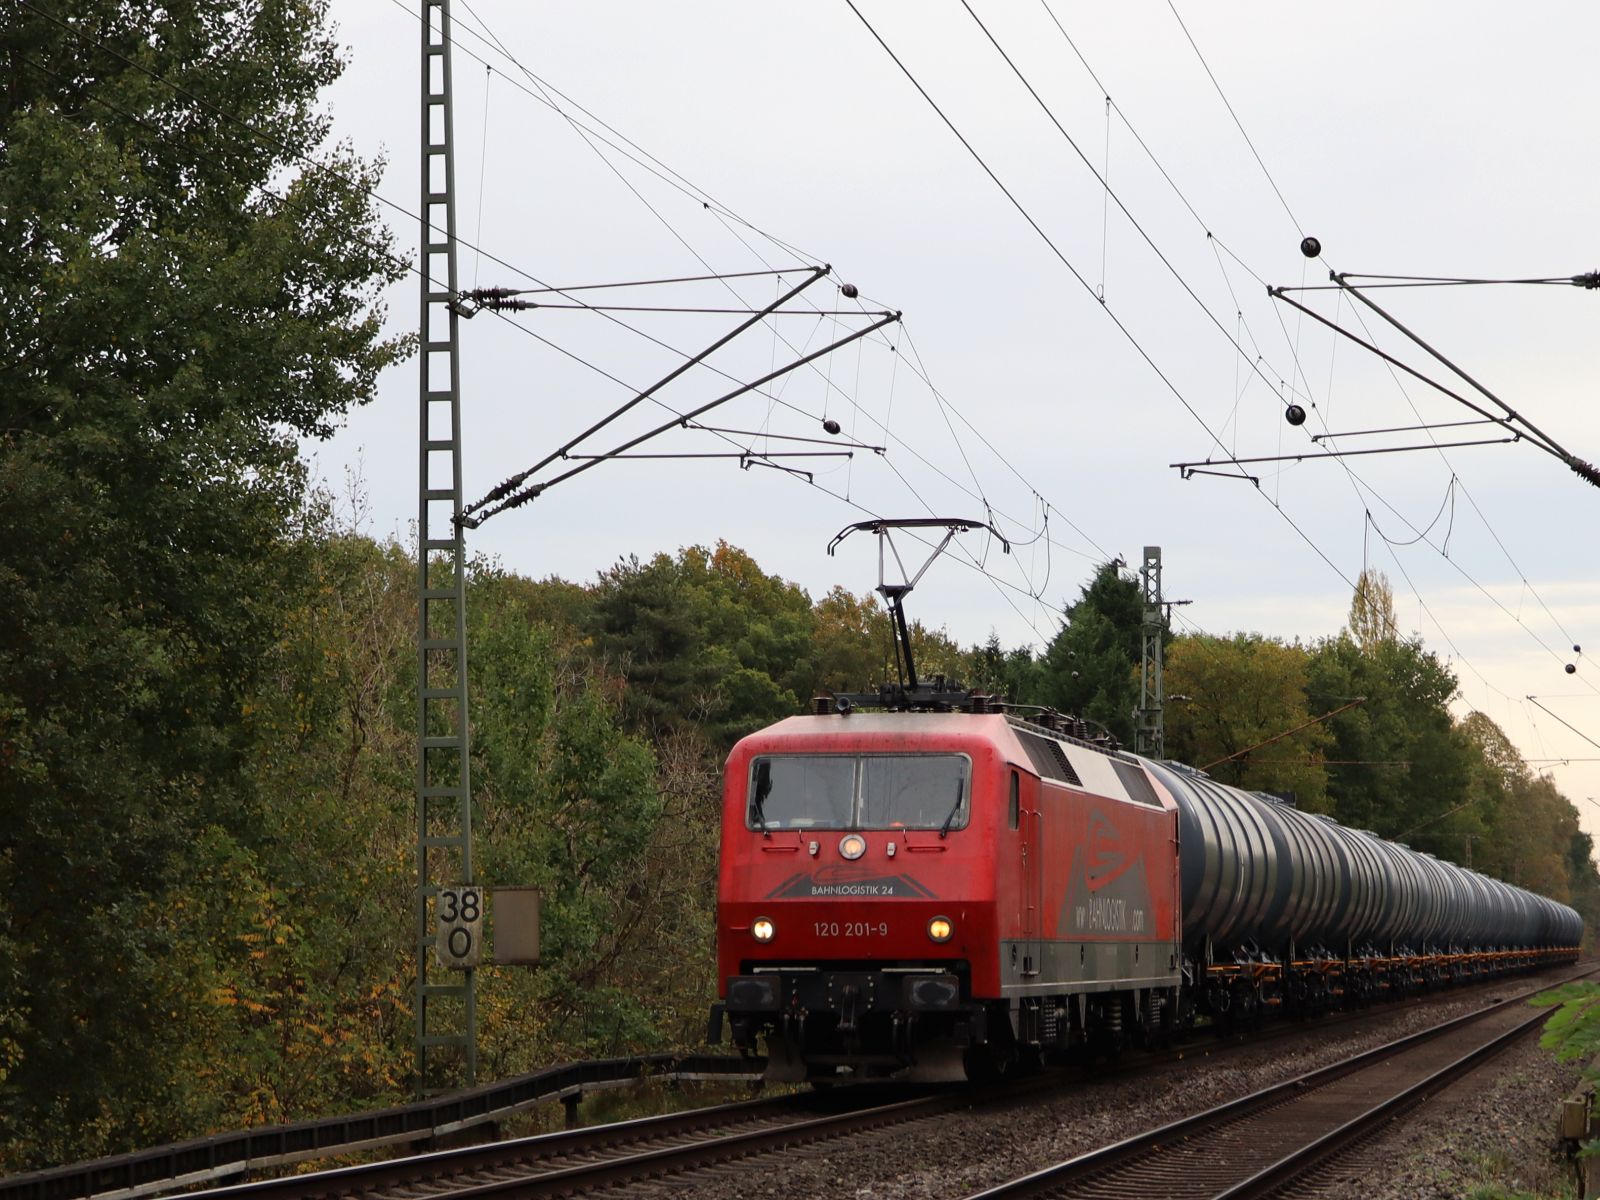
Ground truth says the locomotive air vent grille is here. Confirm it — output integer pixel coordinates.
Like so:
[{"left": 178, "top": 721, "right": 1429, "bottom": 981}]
[
  {"left": 1112, "top": 760, "right": 1161, "bottom": 807},
  {"left": 1016, "top": 731, "right": 1083, "bottom": 786}
]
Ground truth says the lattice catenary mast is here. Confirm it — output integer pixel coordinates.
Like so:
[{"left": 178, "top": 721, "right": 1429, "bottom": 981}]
[
  {"left": 1134, "top": 547, "right": 1165, "bottom": 759},
  {"left": 414, "top": 0, "right": 475, "bottom": 1093}
]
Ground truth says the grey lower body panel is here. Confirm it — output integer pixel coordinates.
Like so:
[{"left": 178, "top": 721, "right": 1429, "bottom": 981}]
[
  {"left": 721, "top": 967, "right": 983, "bottom": 1083},
  {"left": 998, "top": 938, "right": 1181, "bottom": 996}
]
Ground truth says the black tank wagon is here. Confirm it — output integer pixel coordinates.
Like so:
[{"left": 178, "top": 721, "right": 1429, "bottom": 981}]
[{"left": 1147, "top": 760, "right": 1582, "bottom": 1020}]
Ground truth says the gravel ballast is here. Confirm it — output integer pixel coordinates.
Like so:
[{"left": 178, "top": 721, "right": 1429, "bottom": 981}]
[
  {"left": 1307, "top": 1030, "right": 1582, "bottom": 1200},
  {"left": 632, "top": 976, "right": 1581, "bottom": 1200}
]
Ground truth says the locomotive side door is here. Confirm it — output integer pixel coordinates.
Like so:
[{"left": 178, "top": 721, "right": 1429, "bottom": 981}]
[{"left": 1017, "top": 770, "right": 1042, "bottom": 976}]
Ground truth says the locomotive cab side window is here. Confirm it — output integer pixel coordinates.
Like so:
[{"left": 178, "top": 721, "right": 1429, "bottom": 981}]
[
  {"left": 747, "top": 754, "right": 971, "bottom": 832},
  {"left": 1008, "top": 770, "right": 1019, "bottom": 830}
]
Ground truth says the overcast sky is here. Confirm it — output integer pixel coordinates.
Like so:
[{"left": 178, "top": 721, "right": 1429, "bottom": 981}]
[{"left": 314, "top": 2, "right": 1600, "bottom": 842}]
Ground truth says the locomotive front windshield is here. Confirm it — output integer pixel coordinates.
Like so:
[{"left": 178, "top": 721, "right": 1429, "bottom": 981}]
[{"left": 747, "top": 754, "right": 970, "bottom": 832}]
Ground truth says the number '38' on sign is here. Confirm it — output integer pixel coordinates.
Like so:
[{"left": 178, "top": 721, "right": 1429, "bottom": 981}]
[{"left": 435, "top": 886, "right": 483, "bottom": 969}]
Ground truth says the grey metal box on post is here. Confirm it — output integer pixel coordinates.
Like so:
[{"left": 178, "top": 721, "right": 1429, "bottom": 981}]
[
  {"left": 1558, "top": 1056, "right": 1600, "bottom": 1200},
  {"left": 492, "top": 886, "right": 541, "bottom": 965}
]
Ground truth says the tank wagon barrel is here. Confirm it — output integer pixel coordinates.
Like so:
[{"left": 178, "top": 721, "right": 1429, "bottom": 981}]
[{"left": 1144, "top": 759, "right": 1584, "bottom": 963}]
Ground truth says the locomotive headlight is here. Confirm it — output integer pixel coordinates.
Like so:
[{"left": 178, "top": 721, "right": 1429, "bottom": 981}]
[
  {"left": 751, "top": 917, "right": 776, "bottom": 943},
  {"left": 839, "top": 833, "right": 867, "bottom": 860},
  {"left": 927, "top": 916, "right": 954, "bottom": 943}
]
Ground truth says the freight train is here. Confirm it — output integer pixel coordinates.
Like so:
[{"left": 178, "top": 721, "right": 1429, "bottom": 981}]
[{"left": 708, "top": 698, "right": 1583, "bottom": 1083}]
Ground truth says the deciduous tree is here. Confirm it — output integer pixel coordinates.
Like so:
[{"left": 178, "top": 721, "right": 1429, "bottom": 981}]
[
  {"left": 0, "top": 0, "right": 404, "bottom": 1164},
  {"left": 1164, "top": 634, "right": 1329, "bottom": 809}
]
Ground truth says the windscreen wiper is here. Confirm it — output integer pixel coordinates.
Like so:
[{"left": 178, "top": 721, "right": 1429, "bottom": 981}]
[
  {"left": 939, "top": 778, "right": 965, "bottom": 839},
  {"left": 751, "top": 762, "right": 773, "bottom": 837}
]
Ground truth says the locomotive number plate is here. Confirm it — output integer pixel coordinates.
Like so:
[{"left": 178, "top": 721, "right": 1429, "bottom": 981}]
[{"left": 814, "top": 921, "right": 890, "bottom": 937}]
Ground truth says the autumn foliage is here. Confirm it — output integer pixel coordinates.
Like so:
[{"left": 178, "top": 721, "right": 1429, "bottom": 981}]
[{"left": 2, "top": 0, "right": 1594, "bottom": 1170}]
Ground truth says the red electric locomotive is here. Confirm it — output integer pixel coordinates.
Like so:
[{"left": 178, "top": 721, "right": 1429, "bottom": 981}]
[{"left": 710, "top": 705, "right": 1183, "bottom": 1081}]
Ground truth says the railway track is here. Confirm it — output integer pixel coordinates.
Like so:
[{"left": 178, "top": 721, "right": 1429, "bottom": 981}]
[
  {"left": 177, "top": 966, "right": 1581, "bottom": 1200},
  {"left": 962, "top": 967, "right": 1595, "bottom": 1200},
  {"left": 184, "top": 1083, "right": 992, "bottom": 1200}
]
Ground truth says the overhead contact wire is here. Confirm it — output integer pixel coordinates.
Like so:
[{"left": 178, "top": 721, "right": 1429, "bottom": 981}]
[
  {"left": 958, "top": 0, "right": 1298, "bottom": 414},
  {"left": 1166, "top": 0, "right": 1304, "bottom": 235}
]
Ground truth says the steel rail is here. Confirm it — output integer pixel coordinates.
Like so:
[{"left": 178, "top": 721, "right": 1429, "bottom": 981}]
[
  {"left": 419, "top": 1091, "right": 971, "bottom": 1198},
  {"left": 177, "top": 1063, "right": 1095, "bottom": 1200},
  {"left": 212, "top": 967, "right": 1581, "bottom": 1200},
  {"left": 176, "top": 1090, "right": 829, "bottom": 1200},
  {"left": 191, "top": 1086, "right": 1011, "bottom": 1200},
  {"left": 15, "top": 966, "right": 1580, "bottom": 1200},
  {"left": 1, "top": 1054, "right": 763, "bottom": 1200},
  {"left": 1215, "top": 1004, "right": 1552, "bottom": 1198},
  {"left": 962, "top": 965, "right": 1595, "bottom": 1199}
]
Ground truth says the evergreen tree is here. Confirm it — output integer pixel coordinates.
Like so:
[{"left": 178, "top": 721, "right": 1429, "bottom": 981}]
[
  {"left": 1036, "top": 562, "right": 1145, "bottom": 745},
  {"left": 589, "top": 543, "right": 815, "bottom": 748}
]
